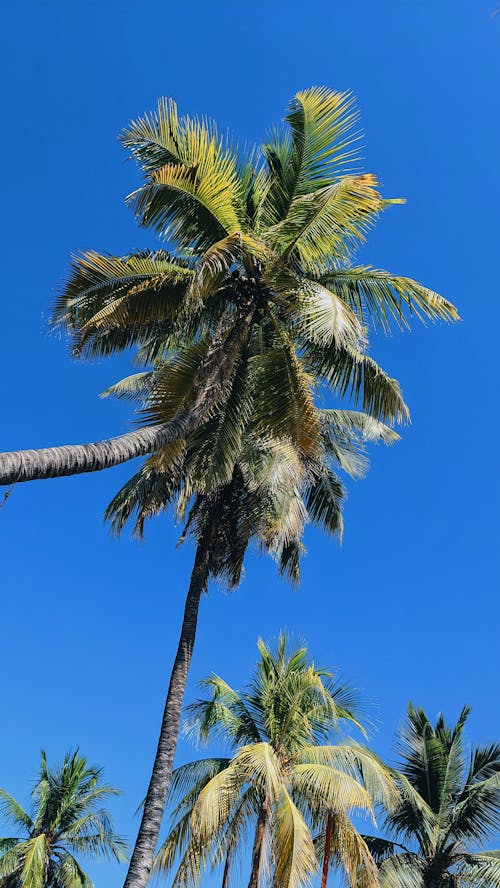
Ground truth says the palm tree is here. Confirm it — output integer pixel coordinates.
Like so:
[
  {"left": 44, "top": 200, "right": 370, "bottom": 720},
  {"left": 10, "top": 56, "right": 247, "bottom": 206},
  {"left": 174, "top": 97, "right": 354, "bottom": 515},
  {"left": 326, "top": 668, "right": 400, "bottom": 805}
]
[
  {"left": 0, "top": 750, "right": 127, "bottom": 888},
  {"left": 0, "top": 87, "right": 458, "bottom": 485},
  {"left": 153, "top": 635, "right": 395, "bottom": 888},
  {"left": 106, "top": 379, "right": 397, "bottom": 888},
  {"left": 362, "top": 705, "right": 500, "bottom": 887}
]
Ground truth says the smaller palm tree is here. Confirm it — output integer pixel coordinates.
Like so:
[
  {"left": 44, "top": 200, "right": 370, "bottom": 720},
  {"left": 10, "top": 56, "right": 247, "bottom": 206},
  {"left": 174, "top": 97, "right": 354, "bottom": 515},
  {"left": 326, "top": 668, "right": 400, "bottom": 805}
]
[
  {"left": 363, "top": 705, "right": 500, "bottom": 888},
  {"left": 155, "top": 635, "right": 395, "bottom": 888},
  {"left": 0, "top": 750, "right": 127, "bottom": 888}
]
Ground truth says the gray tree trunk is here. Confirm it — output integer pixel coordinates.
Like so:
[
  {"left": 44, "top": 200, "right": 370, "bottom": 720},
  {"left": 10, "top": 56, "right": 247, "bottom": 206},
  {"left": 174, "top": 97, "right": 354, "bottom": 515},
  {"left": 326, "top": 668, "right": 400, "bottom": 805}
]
[
  {"left": 247, "top": 799, "right": 271, "bottom": 888},
  {"left": 0, "top": 305, "right": 255, "bottom": 487},
  {"left": 123, "top": 536, "right": 212, "bottom": 888}
]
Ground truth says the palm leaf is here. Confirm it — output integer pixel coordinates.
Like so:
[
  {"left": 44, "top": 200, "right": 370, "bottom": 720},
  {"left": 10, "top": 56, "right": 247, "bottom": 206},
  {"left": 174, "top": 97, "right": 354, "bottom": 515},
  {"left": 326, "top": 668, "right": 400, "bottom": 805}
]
[
  {"left": 318, "top": 266, "right": 459, "bottom": 332},
  {"left": 272, "top": 787, "right": 317, "bottom": 888}
]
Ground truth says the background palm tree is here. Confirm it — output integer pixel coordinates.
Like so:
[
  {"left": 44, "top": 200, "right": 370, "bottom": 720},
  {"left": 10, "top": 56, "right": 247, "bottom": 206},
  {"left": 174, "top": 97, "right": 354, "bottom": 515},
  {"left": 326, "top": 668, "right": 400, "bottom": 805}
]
[
  {"left": 0, "top": 87, "right": 457, "bottom": 485},
  {"left": 154, "top": 635, "right": 395, "bottom": 888},
  {"left": 362, "top": 704, "right": 500, "bottom": 887},
  {"left": 0, "top": 750, "right": 126, "bottom": 888}
]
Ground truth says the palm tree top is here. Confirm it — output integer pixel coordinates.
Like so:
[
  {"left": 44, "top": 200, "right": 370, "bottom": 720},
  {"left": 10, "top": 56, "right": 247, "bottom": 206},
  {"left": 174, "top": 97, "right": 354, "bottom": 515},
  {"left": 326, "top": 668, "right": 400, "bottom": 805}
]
[
  {"left": 156, "top": 635, "right": 395, "bottom": 888},
  {"left": 364, "top": 705, "right": 500, "bottom": 888},
  {"left": 0, "top": 85, "right": 459, "bottom": 486},
  {"left": 0, "top": 750, "right": 127, "bottom": 888}
]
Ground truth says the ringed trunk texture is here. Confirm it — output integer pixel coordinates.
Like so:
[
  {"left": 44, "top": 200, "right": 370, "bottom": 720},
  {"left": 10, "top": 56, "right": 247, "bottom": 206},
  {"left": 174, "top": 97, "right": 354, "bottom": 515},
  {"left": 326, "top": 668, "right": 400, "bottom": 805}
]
[
  {"left": 247, "top": 799, "right": 271, "bottom": 888},
  {"left": 321, "top": 812, "right": 334, "bottom": 888},
  {"left": 0, "top": 305, "right": 255, "bottom": 486},
  {"left": 123, "top": 539, "right": 211, "bottom": 888}
]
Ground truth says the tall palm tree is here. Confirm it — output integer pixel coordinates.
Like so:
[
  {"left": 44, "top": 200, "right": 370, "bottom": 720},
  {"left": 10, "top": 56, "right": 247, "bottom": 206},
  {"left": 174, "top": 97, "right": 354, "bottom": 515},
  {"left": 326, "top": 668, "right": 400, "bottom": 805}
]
[
  {"left": 153, "top": 635, "right": 395, "bottom": 888},
  {"left": 106, "top": 376, "right": 397, "bottom": 888},
  {"left": 0, "top": 750, "right": 127, "bottom": 888},
  {"left": 362, "top": 705, "right": 500, "bottom": 887},
  {"left": 0, "top": 87, "right": 458, "bottom": 485}
]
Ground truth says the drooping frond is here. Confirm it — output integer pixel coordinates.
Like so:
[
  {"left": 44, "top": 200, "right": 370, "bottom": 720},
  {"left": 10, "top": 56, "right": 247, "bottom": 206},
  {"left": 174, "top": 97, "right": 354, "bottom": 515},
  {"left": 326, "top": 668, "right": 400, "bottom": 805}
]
[
  {"left": 319, "top": 408, "right": 399, "bottom": 478},
  {"left": 304, "top": 341, "right": 410, "bottom": 425},
  {"left": 52, "top": 249, "right": 192, "bottom": 343},
  {"left": 272, "top": 787, "right": 317, "bottom": 888},
  {"left": 250, "top": 341, "right": 320, "bottom": 456},
  {"left": 104, "top": 444, "right": 185, "bottom": 537},
  {"left": 318, "top": 266, "right": 459, "bottom": 333},
  {"left": 305, "top": 468, "right": 344, "bottom": 538},
  {"left": 378, "top": 852, "right": 425, "bottom": 888}
]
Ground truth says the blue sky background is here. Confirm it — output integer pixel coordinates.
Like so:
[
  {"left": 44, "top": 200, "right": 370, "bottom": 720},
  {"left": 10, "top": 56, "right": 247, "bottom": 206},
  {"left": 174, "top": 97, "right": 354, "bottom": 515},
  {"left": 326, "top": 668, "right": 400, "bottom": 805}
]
[{"left": 1, "top": 0, "right": 499, "bottom": 885}]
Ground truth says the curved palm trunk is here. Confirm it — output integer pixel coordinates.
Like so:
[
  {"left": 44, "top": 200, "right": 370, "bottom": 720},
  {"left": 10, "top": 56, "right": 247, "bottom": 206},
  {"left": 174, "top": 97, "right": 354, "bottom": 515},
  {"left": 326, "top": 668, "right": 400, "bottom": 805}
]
[
  {"left": 0, "top": 306, "right": 255, "bottom": 486},
  {"left": 123, "top": 537, "right": 212, "bottom": 888},
  {"left": 321, "top": 812, "right": 334, "bottom": 888},
  {"left": 247, "top": 799, "right": 271, "bottom": 888},
  {"left": 0, "top": 415, "right": 194, "bottom": 485}
]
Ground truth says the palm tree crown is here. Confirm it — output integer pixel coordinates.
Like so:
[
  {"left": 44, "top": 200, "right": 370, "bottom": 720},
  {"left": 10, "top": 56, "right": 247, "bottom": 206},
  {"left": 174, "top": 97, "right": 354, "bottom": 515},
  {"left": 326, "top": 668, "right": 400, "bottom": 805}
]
[
  {"left": 0, "top": 86, "right": 458, "bottom": 485},
  {"left": 155, "top": 635, "right": 395, "bottom": 888},
  {"left": 364, "top": 705, "right": 500, "bottom": 888},
  {"left": 0, "top": 750, "right": 127, "bottom": 888}
]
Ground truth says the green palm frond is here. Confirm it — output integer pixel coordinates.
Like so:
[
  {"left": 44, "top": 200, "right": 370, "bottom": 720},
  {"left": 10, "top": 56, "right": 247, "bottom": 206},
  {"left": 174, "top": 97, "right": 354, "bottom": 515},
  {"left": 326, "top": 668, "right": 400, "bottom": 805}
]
[
  {"left": 304, "top": 341, "right": 409, "bottom": 424},
  {"left": 250, "top": 341, "right": 320, "bottom": 456},
  {"left": 305, "top": 468, "right": 344, "bottom": 538},
  {"left": 378, "top": 852, "right": 425, "bottom": 888},
  {"left": 100, "top": 371, "right": 154, "bottom": 402},
  {"left": 460, "top": 851, "right": 500, "bottom": 888},
  {"left": 0, "top": 791, "right": 33, "bottom": 833}
]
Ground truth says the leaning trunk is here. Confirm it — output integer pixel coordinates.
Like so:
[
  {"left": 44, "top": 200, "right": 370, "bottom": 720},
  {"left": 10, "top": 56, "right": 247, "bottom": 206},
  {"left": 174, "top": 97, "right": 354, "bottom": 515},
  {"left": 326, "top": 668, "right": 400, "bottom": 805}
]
[
  {"left": 247, "top": 799, "right": 270, "bottom": 888},
  {"left": 321, "top": 812, "right": 334, "bottom": 888},
  {"left": 0, "top": 305, "right": 255, "bottom": 486},
  {"left": 122, "top": 537, "right": 212, "bottom": 888}
]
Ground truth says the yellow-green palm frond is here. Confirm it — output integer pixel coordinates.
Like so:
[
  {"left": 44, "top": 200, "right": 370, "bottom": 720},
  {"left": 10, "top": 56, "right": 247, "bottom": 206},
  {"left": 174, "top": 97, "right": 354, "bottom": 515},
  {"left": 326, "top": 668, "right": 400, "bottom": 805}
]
[
  {"left": 190, "top": 762, "right": 246, "bottom": 845},
  {"left": 258, "top": 87, "right": 361, "bottom": 230},
  {"left": 293, "top": 280, "right": 366, "bottom": 350},
  {"left": 231, "top": 743, "right": 284, "bottom": 803},
  {"left": 287, "top": 87, "right": 361, "bottom": 194},
  {"left": 142, "top": 339, "right": 210, "bottom": 425},
  {"left": 265, "top": 175, "right": 383, "bottom": 271},
  {"left": 100, "top": 371, "right": 154, "bottom": 403},
  {"left": 272, "top": 787, "right": 317, "bottom": 888},
  {"left": 299, "top": 743, "right": 397, "bottom": 811},
  {"left": 183, "top": 675, "right": 261, "bottom": 747},
  {"left": 318, "top": 265, "right": 459, "bottom": 333},
  {"left": 124, "top": 102, "right": 245, "bottom": 252},
  {"left": 52, "top": 249, "right": 193, "bottom": 354},
  {"left": 378, "top": 852, "right": 426, "bottom": 888},
  {"left": 292, "top": 763, "right": 375, "bottom": 819}
]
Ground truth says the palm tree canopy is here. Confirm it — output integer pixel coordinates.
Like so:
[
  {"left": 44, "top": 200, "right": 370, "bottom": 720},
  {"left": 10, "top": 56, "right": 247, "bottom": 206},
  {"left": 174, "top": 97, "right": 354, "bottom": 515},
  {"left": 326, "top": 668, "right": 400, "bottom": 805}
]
[
  {"left": 0, "top": 750, "right": 127, "bottom": 888},
  {"left": 363, "top": 704, "right": 500, "bottom": 888},
  {"left": 154, "top": 635, "right": 396, "bottom": 888},
  {"left": 0, "top": 87, "right": 458, "bottom": 486}
]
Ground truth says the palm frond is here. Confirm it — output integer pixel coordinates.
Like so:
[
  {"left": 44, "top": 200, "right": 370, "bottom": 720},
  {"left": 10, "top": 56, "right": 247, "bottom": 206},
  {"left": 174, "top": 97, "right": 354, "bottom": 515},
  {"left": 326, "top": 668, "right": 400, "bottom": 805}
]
[
  {"left": 304, "top": 341, "right": 410, "bottom": 425},
  {"left": 272, "top": 787, "right": 317, "bottom": 888},
  {"left": 318, "top": 266, "right": 459, "bottom": 333}
]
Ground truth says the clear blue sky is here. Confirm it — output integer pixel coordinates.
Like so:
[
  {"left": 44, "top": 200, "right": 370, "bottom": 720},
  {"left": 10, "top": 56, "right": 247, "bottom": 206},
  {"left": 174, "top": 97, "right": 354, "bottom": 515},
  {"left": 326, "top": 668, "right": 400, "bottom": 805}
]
[{"left": 1, "top": 1, "right": 499, "bottom": 885}]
